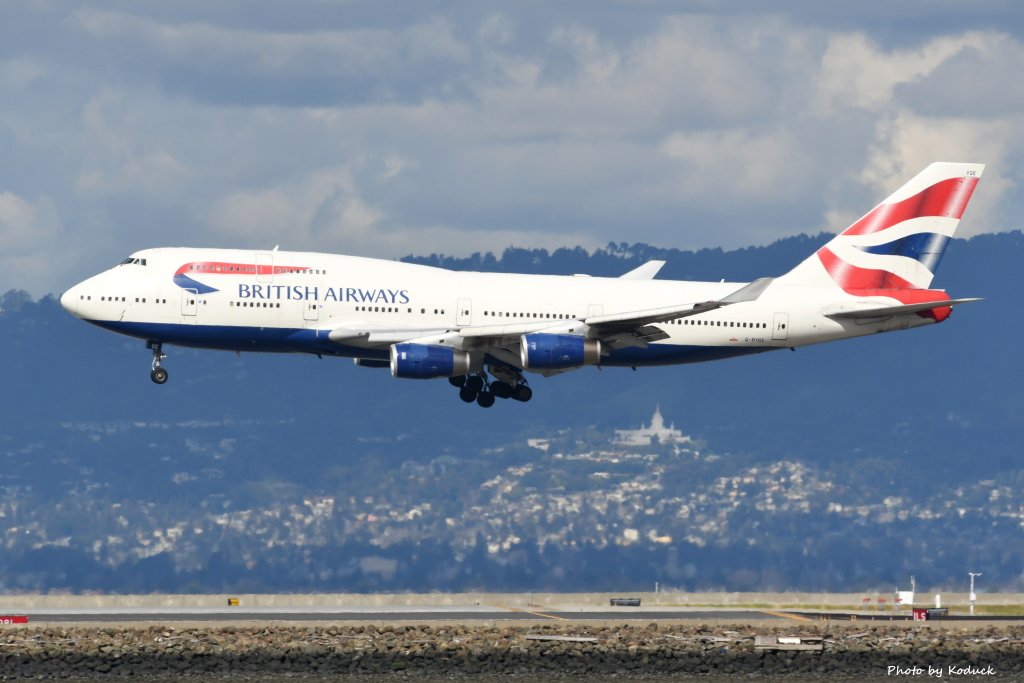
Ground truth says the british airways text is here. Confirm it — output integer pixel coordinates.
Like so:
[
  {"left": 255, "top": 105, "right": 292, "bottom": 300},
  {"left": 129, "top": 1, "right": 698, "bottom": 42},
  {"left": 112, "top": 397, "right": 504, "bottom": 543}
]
[{"left": 238, "top": 284, "right": 410, "bottom": 304}]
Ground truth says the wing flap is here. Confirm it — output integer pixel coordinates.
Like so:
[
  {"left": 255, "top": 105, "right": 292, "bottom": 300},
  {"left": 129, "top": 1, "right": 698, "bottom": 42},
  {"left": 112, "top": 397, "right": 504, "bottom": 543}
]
[{"left": 328, "top": 324, "right": 452, "bottom": 345}]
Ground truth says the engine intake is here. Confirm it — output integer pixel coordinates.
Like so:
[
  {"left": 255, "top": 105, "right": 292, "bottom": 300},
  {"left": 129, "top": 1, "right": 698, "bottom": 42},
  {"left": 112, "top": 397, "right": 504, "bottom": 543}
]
[
  {"left": 390, "top": 343, "right": 471, "bottom": 379},
  {"left": 520, "top": 333, "right": 601, "bottom": 370}
]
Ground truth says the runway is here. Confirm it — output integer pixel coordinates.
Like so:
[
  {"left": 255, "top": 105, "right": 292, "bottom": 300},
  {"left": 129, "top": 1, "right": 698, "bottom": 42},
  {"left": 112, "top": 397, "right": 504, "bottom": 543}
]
[{"left": 16, "top": 605, "right": 789, "bottom": 624}]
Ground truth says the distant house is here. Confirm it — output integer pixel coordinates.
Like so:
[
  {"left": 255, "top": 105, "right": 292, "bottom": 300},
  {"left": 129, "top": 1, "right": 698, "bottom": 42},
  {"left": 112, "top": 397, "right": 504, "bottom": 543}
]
[{"left": 613, "top": 406, "right": 691, "bottom": 446}]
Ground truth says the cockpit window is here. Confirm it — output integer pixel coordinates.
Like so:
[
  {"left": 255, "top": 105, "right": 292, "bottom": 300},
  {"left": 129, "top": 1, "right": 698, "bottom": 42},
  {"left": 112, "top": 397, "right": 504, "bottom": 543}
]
[{"left": 118, "top": 257, "right": 148, "bottom": 266}]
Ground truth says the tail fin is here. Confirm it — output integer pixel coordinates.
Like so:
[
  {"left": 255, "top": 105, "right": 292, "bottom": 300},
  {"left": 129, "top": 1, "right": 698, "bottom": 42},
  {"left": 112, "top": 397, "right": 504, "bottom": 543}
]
[{"left": 779, "top": 162, "right": 984, "bottom": 291}]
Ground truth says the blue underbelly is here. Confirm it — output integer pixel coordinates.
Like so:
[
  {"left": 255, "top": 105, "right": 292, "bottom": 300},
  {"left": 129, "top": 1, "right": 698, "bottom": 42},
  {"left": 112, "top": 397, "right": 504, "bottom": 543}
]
[{"left": 87, "top": 319, "right": 775, "bottom": 366}]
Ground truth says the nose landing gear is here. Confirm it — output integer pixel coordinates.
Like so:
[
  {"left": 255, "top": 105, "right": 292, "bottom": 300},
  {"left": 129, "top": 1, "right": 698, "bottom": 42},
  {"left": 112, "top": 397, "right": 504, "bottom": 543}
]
[{"left": 147, "top": 340, "right": 168, "bottom": 385}]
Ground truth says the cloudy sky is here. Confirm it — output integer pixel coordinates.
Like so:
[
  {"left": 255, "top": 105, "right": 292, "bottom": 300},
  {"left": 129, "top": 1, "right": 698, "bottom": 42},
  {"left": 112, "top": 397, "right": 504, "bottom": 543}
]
[{"left": 1, "top": 1, "right": 1022, "bottom": 296}]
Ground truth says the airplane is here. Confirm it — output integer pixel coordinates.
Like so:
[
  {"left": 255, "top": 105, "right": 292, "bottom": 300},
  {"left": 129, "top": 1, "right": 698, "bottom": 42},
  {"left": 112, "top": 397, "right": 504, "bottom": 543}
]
[{"left": 60, "top": 162, "right": 983, "bottom": 408}]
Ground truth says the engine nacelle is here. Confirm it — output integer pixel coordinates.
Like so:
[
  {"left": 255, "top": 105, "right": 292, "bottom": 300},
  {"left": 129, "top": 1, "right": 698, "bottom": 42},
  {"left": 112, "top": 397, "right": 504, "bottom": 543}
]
[
  {"left": 390, "top": 343, "right": 471, "bottom": 379},
  {"left": 520, "top": 333, "right": 601, "bottom": 370}
]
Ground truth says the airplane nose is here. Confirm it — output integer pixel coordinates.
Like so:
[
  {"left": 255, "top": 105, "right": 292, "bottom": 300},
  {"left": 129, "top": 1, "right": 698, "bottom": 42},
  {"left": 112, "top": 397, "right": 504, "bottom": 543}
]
[{"left": 60, "top": 287, "right": 78, "bottom": 316}]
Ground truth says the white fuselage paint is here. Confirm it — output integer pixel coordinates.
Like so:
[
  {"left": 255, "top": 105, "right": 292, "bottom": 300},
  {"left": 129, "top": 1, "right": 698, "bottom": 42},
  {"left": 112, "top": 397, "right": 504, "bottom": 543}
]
[{"left": 60, "top": 246, "right": 937, "bottom": 370}]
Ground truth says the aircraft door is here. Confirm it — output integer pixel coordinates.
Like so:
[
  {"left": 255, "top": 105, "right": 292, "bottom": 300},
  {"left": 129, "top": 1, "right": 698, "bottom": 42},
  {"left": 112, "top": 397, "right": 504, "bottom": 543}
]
[
  {"left": 304, "top": 299, "right": 320, "bottom": 322},
  {"left": 457, "top": 298, "right": 472, "bottom": 326},
  {"left": 256, "top": 253, "right": 273, "bottom": 283},
  {"left": 181, "top": 289, "right": 198, "bottom": 317},
  {"left": 772, "top": 312, "right": 789, "bottom": 341}
]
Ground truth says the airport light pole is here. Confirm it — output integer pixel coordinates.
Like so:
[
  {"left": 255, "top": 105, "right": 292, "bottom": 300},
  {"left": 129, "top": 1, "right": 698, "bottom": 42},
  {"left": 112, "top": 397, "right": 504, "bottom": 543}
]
[{"left": 969, "top": 572, "right": 982, "bottom": 616}]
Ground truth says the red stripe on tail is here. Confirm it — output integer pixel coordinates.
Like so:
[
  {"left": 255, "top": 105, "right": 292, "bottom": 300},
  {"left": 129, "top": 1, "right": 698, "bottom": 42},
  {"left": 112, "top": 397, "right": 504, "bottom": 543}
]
[
  {"left": 843, "top": 176, "right": 979, "bottom": 236},
  {"left": 817, "top": 247, "right": 917, "bottom": 291}
]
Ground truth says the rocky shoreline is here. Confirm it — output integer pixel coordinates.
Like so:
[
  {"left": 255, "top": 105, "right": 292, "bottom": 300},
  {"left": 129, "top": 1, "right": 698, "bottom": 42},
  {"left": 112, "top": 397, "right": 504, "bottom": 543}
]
[{"left": 1, "top": 622, "right": 1022, "bottom": 679}]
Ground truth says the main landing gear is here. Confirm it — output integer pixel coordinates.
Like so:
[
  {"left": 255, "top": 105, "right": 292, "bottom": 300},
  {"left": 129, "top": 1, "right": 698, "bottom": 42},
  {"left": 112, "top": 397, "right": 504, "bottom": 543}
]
[
  {"left": 147, "top": 340, "right": 168, "bottom": 385},
  {"left": 448, "top": 365, "right": 532, "bottom": 408}
]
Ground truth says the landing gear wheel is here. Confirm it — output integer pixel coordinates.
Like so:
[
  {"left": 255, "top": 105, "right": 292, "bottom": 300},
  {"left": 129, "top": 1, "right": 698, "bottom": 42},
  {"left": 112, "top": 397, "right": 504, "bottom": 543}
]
[
  {"left": 459, "top": 386, "right": 478, "bottom": 403},
  {"left": 476, "top": 391, "right": 496, "bottom": 408},
  {"left": 146, "top": 340, "right": 168, "bottom": 385},
  {"left": 449, "top": 376, "right": 467, "bottom": 388},
  {"left": 465, "top": 375, "right": 484, "bottom": 393},
  {"left": 512, "top": 384, "right": 533, "bottom": 402},
  {"left": 490, "top": 381, "right": 514, "bottom": 399}
]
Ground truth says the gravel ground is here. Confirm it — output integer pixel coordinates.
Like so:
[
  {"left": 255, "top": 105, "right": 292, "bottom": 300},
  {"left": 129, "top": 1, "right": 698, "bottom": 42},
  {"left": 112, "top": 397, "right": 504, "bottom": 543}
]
[{"left": 1, "top": 621, "right": 1022, "bottom": 679}]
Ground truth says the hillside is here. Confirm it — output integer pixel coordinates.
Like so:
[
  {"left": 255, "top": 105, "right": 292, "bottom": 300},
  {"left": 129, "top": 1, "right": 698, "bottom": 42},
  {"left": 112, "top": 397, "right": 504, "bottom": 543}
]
[{"left": 0, "top": 231, "right": 1020, "bottom": 592}]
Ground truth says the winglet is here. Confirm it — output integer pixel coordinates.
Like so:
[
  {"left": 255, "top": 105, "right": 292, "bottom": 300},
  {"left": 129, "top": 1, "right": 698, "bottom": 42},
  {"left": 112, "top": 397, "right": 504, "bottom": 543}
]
[{"left": 619, "top": 260, "right": 666, "bottom": 280}]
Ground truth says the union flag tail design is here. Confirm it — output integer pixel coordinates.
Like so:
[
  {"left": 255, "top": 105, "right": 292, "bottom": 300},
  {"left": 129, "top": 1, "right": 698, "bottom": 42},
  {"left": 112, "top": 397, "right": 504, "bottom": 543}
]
[{"left": 779, "top": 162, "right": 984, "bottom": 292}]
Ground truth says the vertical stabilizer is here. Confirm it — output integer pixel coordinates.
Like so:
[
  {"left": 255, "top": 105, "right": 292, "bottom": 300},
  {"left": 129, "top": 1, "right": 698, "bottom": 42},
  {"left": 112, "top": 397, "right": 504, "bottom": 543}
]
[{"left": 779, "top": 162, "right": 984, "bottom": 291}]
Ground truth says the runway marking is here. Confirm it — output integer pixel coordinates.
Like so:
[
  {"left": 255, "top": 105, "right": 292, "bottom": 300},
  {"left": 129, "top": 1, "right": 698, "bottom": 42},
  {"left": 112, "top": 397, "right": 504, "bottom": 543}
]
[
  {"left": 760, "top": 610, "right": 813, "bottom": 622},
  {"left": 491, "top": 605, "right": 568, "bottom": 621}
]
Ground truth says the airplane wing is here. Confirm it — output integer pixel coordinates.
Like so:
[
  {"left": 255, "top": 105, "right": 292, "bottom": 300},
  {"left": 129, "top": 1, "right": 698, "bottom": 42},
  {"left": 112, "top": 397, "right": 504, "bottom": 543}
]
[
  {"left": 824, "top": 297, "right": 982, "bottom": 320},
  {"left": 455, "top": 277, "right": 775, "bottom": 364},
  {"left": 327, "top": 278, "right": 775, "bottom": 372}
]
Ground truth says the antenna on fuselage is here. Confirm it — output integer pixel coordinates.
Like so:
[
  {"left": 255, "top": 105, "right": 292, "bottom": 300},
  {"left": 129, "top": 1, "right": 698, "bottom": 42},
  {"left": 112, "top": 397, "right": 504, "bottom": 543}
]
[{"left": 273, "top": 245, "right": 279, "bottom": 252}]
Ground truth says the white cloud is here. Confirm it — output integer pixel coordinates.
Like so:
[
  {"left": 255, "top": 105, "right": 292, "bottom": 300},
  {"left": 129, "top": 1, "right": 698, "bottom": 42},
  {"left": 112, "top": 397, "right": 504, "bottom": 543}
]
[
  {"left": 661, "top": 128, "right": 813, "bottom": 203},
  {"left": 0, "top": 191, "right": 70, "bottom": 295},
  {"left": 73, "top": 9, "right": 468, "bottom": 81},
  {"left": 0, "top": 3, "right": 1022, "bottom": 296},
  {"left": 73, "top": 90, "right": 187, "bottom": 199},
  {"left": 0, "top": 192, "right": 59, "bottom": 252},
  {"left": 861, "top": 114, "right": 1018, "bottom": 235},
  {"left": 815, "top": 31, "right": 992, "bottom": 113},
  {"left": 209, "top": 166, "right": 372, "bottom": 245},
  {"left": 0, "top": 58, "right": 47, "bottom": 90}
]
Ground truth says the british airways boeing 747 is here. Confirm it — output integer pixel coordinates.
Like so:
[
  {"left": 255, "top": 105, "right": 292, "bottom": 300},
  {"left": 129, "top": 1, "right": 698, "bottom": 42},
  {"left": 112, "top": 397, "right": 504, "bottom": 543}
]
[{"left": 61, "top": 162, "right": 983, "bottom": 407}]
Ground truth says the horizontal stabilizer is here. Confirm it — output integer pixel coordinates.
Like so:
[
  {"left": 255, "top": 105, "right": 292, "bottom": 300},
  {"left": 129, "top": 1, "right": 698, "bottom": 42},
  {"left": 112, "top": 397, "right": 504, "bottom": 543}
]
[
  {"left": 825, "top": 297, "right": 982, "bottom": 320},
  {"left": 619, "top": 260, "right": 666, "bottom": 280}
]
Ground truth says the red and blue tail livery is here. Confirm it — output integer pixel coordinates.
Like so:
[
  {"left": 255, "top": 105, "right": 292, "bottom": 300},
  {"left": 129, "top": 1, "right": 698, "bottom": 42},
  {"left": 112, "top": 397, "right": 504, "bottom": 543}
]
[
  {"left": 60, "top": 162, "right": 984, "bottom": 408},
  {"left": 782, "top": 163, "right": 983, "bottom": 292}
]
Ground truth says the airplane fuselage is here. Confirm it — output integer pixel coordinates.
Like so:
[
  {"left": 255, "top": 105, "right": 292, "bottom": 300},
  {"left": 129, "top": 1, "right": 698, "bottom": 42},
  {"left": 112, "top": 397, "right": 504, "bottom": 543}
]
[
  {"left": 58, "top": 162, "right": 983, "bottom": 405},
  {"left": 60, "top": 246, "right": 931, "bottom": 367}
]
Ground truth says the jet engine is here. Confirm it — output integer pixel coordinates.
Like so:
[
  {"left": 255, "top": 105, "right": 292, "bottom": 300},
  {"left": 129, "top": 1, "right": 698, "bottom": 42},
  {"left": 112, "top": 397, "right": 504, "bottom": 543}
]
[
  {"left": 520, "top": 333, "right": 601, "bottom": 370},
  {"left": 390, "top": 343, "right": 471, "bottom": 379}
]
